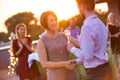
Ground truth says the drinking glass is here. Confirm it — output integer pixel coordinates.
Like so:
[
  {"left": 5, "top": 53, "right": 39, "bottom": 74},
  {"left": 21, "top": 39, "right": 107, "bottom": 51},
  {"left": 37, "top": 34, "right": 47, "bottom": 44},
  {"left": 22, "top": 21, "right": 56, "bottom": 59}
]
[{"left": 64, "top": 30, "right": 70, "bottom": 42}]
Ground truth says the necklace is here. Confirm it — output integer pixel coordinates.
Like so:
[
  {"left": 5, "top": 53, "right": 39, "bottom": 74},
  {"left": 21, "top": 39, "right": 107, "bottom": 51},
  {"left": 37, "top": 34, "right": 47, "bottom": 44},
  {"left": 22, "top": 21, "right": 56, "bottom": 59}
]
[
  {"left": 56, "top": 42, "right": 63, "bottom": 54},
  {"left": 55, "top": 35, "right": 64, "bottom": 54}
]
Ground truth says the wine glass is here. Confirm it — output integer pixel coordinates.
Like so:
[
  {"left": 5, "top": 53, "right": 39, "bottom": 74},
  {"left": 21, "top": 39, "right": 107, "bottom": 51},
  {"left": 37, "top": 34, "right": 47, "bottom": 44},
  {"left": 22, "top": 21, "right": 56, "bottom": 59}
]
[{"left": 64, "top": 30, "right": 70, "bottom": 42}]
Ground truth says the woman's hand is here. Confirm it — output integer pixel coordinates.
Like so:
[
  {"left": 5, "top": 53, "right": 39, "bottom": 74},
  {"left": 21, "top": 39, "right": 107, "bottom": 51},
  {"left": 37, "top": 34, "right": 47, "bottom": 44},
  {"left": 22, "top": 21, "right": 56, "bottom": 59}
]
[
  {"left": 118, "top": 32, "right": 120, "bottom": 36},
  {"left": 15, "top": 40, "right": 23, "bottom": 56},
  {"left": 22, "top": 38, "right": 33, "bottom": 52},
  {"left": 18, "top": 40, "right": 23, "bottom": 49},
  {"left": 114, "top": 33, "right": 119, "bottom": 38},
  {"left": 64, "top": 60, "right": 77, "bottom": 70},
  {"left": 22, "top": 38, "right": 28, "bottom": 45}
]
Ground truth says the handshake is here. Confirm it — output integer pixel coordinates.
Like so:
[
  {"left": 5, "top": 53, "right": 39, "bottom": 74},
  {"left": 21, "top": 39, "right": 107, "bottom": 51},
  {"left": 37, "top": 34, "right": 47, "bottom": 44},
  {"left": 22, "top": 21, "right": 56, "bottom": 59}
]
[{"left": 64, "top": 60, "right": 78, "bottom": 70}]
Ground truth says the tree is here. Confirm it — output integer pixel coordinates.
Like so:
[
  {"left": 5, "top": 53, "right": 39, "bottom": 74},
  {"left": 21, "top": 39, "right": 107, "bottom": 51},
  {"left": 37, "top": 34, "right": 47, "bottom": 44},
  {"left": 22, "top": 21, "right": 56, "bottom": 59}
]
[
  {"left": 95, "top": 10, "right": 109, "bottom": 25},
  {"left": 59, "top": 20, "right": 69, "bottom": 32},
  {"left": 5, "top": 12, "right": 45, "bottom": 41},
  {"left": 0, "top": 32, "right": 8, "bottom": 42},
  {"left": 59, "top": 14, "right": 84, "bottom": 32},
  {"left": 3, "top": 11, "right": 108, "bottom": 42}
]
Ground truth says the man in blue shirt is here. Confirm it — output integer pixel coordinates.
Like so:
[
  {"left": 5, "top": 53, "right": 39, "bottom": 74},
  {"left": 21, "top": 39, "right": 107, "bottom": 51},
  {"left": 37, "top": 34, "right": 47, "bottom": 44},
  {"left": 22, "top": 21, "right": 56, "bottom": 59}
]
[
  {"left": 67, "top": 0, "right": 113, "bottom": 80},
  {"left": 65, "top": 17, "right": 80, "bottom": 39}
]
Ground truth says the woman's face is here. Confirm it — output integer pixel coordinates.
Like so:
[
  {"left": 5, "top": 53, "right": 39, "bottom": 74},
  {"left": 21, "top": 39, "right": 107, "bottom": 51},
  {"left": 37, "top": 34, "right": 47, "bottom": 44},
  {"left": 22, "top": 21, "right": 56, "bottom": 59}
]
[
  {"left": 47, "top": 15, "right": 58, "bottom": 31},
  {"left": 109, "top": 14, "right": 116, "bottom": 23},
  {"left": 18, "top": 26, "right": 25, "bottom": 36}
]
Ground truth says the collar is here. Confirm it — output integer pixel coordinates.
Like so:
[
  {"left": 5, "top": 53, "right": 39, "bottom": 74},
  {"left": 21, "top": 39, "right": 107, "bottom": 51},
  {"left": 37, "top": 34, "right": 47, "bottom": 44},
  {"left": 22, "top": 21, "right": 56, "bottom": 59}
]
[
  {"left": 68, "top": 26, "right": 77, "bottom": 30},
  {"left": 84, "top": 14, "right": 97, "bottom": 24}
]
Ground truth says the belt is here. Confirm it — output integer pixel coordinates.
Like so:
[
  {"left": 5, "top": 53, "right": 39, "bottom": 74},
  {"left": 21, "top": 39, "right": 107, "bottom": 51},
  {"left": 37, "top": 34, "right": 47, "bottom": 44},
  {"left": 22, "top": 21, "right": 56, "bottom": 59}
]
[
  {"left": 86, "top": 62, "right": 109, "bottom": 71},
  {"left": 97, "top": 62, "right": 109, "bottom": 68}
]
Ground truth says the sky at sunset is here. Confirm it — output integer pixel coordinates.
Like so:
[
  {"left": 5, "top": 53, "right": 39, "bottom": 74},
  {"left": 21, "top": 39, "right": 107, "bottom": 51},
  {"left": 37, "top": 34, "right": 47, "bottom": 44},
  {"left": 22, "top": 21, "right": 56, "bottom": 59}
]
[{"left": 0, "top": 0, "right": 108, "bottom": 33}]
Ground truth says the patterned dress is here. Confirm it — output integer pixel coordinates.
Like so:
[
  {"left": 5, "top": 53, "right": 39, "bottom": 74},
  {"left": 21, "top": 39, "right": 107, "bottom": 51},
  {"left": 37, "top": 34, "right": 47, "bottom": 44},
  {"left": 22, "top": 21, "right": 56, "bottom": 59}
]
[
  {"left": 41, "top": 33, "right": 79, "bottom": 80},
  {"left": 12, "top": 37, "right": 40, "bottom": 80}
]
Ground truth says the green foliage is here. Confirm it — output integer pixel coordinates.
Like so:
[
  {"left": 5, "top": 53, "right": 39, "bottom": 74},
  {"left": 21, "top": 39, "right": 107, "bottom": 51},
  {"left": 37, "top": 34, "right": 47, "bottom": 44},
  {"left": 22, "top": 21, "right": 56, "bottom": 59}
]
[
  {"left": 29, "top": 25, "right": 45, "bottom": 40},
  {"left": 95, "top": 11, "right": 109, "bottom": 25},
  {"left": 59, "top": 20, "right": 69, "bottom": 28},
  {"left": 69, "top": 53, "right": 86, "bottom": 80},
  {"left": 2, "top": 11, "right": 109, "bottom": 42},
  {"left": 59, "top": 20, "right": 69, "bottom": 32},
  {"left": 36, "top": 61, "right": 47, "bottom": 80},
  {"left": 76, "top": 66, "right": 86, "bottom": 80},
  {"left": 0, "top": 32, "right": 9, "bottom": 42},
  {"left": 5, "top": 12, "right": 36, "bottom": 34}
]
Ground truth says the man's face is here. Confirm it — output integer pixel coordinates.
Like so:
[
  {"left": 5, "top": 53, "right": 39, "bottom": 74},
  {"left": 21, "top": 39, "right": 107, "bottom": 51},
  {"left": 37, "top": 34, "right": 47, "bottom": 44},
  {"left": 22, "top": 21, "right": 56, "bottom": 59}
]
[
  {"left": 69, "top": 18, "right": 76, "bottom": 28},
  {"left": 78, "top": 4, "right": 85, "bottom": 20}
]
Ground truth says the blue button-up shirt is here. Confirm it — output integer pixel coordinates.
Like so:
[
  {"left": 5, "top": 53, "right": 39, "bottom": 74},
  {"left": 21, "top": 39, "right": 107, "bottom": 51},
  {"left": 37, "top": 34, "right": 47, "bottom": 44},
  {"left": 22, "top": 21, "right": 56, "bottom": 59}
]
[
  {"left": 65, "top": 26, "right": 80, "bottom": 39},
  {"left": 71, "top": 14, "right": 109, "bottom": 68}
]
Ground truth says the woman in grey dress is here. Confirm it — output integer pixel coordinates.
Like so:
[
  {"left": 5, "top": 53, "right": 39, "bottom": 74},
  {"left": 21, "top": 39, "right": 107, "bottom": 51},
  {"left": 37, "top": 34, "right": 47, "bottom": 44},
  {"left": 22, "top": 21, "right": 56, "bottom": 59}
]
[{"left": 37, "top": 11, "right": 79, "bottom": 80}]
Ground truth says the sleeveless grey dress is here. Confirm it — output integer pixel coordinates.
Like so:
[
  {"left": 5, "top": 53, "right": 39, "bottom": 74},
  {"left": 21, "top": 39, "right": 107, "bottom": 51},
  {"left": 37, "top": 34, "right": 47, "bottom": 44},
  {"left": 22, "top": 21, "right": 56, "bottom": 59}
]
[{"left": 41, "top": 33, "right": 79, "bottom": 80}]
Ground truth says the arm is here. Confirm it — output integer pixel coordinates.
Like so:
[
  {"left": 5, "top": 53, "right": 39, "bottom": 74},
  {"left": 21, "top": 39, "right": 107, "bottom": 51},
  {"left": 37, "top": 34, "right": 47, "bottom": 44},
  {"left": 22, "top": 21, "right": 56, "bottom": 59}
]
[
  {"left": 68, "top": 27, "right": 95, "bottom": 62},
  {"left": 25, "top": 42, "right": 33, "bottom": 52},
  {"left": 108, "top": 25, "right": 120, "bottom": 38},
  {"left": 14, "top": 48, "right": 22, "bottom": 56},
  {"left": 37, "top": 39, "right": 76, "bottom": 70},
  {"left": 70, "top": 36, "right": 80, "bottom": 48},
  {"left": 108, "top": 32, "right": 119, "bottom": 38},
  {"left": 12, "top": 40, "right": 23, "bottom": 57},
  {"left": 22, "top": 37, "right": 33, "bottom": 52}
]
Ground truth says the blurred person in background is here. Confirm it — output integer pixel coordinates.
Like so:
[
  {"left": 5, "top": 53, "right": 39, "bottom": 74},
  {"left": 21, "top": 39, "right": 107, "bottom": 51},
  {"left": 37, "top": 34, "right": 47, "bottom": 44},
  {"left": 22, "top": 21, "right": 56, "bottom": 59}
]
[
  {"left": 107, "top": 12, "right": 120, "bottom": 80},
  {"left": 65, "top": 17, "right": 81, "bottom": 39},
  {"left": 12, "top": 23, "right": 41, "bottom": 80},
  {"left": 107, "top": 12, "right": 120, "bottom": 55}
]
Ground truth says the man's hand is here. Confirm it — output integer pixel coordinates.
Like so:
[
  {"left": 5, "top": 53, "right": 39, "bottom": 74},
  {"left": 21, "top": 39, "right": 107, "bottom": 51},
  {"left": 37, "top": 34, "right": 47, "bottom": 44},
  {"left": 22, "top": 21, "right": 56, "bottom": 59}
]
[{"left": 67, "top": 42, "right": 74, "bottom": 52}]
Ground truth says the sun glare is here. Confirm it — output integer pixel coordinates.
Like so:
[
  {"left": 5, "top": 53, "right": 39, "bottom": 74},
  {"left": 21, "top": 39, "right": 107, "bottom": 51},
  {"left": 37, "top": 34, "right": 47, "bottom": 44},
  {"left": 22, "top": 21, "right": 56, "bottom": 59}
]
[
  {"left": 32, "top": 0, "right": 79, "bottom": 21},
  {"left": 0, "top": 0, "right": 108, "bottom": 32},
  {"left": 95, "top": 2, "right": 108, "bottom": 12}
]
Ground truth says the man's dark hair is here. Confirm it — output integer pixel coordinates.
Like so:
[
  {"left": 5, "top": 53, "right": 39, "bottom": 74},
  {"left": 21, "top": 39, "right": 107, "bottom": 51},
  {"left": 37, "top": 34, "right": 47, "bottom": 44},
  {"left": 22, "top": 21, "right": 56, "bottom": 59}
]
[{"left": 76, "top": 0, "right": 95, "bottom": 11}]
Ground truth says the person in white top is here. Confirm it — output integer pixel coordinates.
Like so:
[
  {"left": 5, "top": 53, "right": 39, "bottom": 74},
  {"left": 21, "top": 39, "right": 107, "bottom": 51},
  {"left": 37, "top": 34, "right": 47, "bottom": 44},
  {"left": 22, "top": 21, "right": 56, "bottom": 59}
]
[{"left": 67, "top": 0, "right": 113, "bottom": 80}]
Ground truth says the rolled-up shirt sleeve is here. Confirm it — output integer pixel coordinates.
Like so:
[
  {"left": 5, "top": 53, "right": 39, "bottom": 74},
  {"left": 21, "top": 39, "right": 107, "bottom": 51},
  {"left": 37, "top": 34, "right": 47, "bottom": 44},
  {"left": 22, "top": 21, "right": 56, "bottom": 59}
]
[
  {"left": 70, "top": 14, "right": 109, "bottom": 68},
  {"left": 71, "top": 47, "right": 82, "bottom": 58},
  {"left": 71, "top": 47, "right": 83, "bottom": 65}
]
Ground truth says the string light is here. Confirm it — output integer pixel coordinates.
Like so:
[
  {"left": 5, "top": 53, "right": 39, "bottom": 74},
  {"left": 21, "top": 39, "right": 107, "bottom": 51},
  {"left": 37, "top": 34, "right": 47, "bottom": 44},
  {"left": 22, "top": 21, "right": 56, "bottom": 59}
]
[
  {"left": 8, "top": 48, "right": 18, "bottom": 75},
  {"left": 7, "top": 32, "right": 18, "bottom": 75}
]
